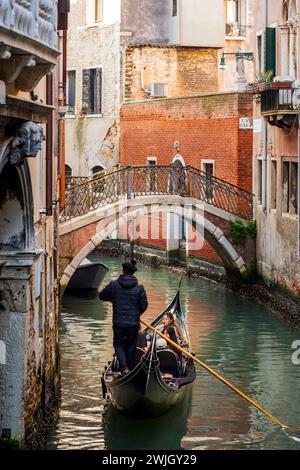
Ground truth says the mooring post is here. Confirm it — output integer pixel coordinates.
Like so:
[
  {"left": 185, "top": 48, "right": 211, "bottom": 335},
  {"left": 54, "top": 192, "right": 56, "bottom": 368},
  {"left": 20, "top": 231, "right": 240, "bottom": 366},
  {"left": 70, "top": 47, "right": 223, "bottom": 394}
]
[{"left": 127, "top": 165, "right": 131, "bottom": 200}]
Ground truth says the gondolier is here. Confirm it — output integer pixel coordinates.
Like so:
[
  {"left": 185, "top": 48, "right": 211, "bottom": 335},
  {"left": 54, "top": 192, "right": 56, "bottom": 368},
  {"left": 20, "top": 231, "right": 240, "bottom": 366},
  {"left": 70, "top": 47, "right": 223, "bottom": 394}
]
[
  {"left": 101, "top": 288, "right": 196, "bottom": 418},
  {"left": 99, "top": 259, "right": 148, "bottom": 376}
]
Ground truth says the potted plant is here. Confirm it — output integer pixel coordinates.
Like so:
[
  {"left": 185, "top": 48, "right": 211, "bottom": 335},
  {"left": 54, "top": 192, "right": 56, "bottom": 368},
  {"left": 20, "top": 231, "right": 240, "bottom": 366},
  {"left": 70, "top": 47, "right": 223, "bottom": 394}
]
[{"left": 246, "top": 70, "right": 274, "bottom": 93}]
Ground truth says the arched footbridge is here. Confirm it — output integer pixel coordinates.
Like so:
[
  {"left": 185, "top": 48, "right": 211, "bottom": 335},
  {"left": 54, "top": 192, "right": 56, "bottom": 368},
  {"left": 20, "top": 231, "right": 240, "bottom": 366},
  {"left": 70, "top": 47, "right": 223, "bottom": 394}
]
[{"left": 59, "top": 165, "right": 255, "bottom": 288}]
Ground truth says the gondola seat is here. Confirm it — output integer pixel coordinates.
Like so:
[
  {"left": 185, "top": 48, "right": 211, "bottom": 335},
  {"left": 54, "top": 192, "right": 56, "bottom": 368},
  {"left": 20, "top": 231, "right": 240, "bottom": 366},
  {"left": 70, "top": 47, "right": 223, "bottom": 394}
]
[{"left": 157, "top": 349, "right": 180, "bottom": 377}]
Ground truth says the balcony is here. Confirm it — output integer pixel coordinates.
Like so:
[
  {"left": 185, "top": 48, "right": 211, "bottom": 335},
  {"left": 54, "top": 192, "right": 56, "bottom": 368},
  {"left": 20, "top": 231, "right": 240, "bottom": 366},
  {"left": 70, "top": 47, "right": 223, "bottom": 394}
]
[
  {"left": 225, "top": 22, "right": 247, "bottom": 38},
  {"left": 0, "top": 0, "right": 59, "bottom": 93},
  {"left": 260, "top": 82, "right": 299, "bottom": 128}
]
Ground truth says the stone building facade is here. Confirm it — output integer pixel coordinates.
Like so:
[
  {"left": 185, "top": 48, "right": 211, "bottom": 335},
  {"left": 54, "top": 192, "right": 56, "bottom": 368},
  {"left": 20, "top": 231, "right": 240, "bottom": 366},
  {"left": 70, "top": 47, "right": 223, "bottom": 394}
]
[
  {"left": 0, "top": 0, "right": 69, "bottom": 447},
  {"left": 250, "top": 0, "right": 300, "bottom": 296},
  {"left": 65, "top": 0, "right": 121, "bottom": 176}
]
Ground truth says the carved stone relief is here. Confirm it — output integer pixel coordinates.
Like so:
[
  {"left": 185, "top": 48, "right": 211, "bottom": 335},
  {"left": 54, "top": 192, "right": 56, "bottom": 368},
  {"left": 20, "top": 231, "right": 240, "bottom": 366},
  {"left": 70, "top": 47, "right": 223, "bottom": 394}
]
[{"left": 10, "top": 122, "right": 44, "bottom": 166}]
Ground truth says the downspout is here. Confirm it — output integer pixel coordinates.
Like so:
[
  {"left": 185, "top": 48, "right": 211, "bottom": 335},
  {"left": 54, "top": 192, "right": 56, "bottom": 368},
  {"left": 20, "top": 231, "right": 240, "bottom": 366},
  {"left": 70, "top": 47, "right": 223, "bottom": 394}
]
[
  {"left": 46, "top": 73, "right": 53, "bottom": 215},
  {"left": 58, "top": 29, "right": 67, "bottom": 210},
  {"left": 297, "top": 103, "right": 300, "bottom": 261},
  {"left": 262, "top": 0, "right": 269, "bottom": 212}
]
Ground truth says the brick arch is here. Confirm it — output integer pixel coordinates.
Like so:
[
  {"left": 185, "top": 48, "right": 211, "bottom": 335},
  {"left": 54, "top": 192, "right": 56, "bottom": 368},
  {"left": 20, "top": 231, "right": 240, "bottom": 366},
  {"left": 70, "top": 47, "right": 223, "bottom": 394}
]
[{"left": 59, "top": 197, "right": 248, "bottom": 290}]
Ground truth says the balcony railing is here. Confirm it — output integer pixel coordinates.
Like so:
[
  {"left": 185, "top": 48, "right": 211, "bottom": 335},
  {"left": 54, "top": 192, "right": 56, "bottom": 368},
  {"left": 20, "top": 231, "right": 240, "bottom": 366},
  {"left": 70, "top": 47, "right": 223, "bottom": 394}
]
[
  {"left": 0, "top": 0, "right": 57, "bottom": 50},
  {"left": 259, "top": 83, "right": 299, "bottom": 128},
  {"left": 261, "top": 88, "right": 297, "bottom": 113}
]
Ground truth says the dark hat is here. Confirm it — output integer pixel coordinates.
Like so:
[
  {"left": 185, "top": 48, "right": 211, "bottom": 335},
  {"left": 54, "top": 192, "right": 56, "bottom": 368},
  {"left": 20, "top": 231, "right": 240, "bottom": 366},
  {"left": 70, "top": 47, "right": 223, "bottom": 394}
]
[{"left": 122, "top": 259, "right": 137, "bottom": 275}]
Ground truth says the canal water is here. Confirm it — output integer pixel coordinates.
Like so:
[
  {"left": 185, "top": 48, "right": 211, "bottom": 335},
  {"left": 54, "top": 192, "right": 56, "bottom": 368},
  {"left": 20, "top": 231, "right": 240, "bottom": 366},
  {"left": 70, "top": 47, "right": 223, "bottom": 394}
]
[{"left": 46, "top": 255, "right": 300, "bottom": 450}]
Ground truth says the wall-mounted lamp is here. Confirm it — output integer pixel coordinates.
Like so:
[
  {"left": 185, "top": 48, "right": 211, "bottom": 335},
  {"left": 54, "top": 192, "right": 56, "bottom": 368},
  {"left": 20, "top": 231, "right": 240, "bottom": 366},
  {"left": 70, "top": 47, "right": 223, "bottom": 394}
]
[{"left": 219, "top": 52, "right": 254, "bottom": 70}]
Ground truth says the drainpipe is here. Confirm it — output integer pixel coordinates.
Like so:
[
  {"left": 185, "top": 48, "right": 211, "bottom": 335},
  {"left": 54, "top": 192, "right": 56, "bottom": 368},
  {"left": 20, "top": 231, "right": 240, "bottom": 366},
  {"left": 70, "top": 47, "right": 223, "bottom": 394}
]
[
  {"left": 46, "top": 73, "right": 53, "bottom": 215},
  {"left": 58, "top": 29, "right": 67, "bottom": 210},
  {"left": 298, "top": 103, "right": 300, "bottom": 259},
  {"left": 262, "top": 0, "right": 269, "bottom": 212}
]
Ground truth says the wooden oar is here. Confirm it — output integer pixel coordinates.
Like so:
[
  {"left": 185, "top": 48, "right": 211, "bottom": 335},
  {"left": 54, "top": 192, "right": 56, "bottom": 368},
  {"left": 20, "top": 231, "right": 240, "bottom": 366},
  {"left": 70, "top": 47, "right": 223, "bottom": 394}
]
[{"left": 141, "top": 318, "right": 296, "bottom": 431}]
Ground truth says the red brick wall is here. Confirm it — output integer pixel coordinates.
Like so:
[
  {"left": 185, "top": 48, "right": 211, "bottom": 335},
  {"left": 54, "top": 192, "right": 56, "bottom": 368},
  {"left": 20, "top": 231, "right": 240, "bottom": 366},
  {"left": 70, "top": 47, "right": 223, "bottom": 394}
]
[
  {"left": 120, "top": 92, "right": 252, "bottom": 190},
  {"left": 131, "top": 213, "right": 222, "bottom": 263},
  {"left": 120, "top": 92, "right": 253, "bottom": 264}
]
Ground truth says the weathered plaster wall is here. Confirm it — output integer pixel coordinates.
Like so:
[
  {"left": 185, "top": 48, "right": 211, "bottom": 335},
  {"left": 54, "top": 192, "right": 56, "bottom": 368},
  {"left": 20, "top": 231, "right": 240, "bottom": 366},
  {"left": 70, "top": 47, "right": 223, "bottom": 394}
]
[
  {"left": 219, "top": 0, "right": 255, "bottom": 93},
  {"left": 121, "top": 0, "right": 170, "bottom": 45},
  {"left": 251, "top": 0, "right": 300, "bottom": 296},
  {"left": 66, "top": 1, "right": 121, "bottom": 175},
  {"left": 0, "top": 76, "right": 60, "bottom": 450}
]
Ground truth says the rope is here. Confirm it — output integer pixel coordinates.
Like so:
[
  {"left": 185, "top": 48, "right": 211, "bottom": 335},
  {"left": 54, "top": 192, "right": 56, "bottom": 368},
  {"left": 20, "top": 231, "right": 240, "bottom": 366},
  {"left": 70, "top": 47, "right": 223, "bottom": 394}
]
[{"left": 141, "top": 318, "right": 294, "bottom": 430}]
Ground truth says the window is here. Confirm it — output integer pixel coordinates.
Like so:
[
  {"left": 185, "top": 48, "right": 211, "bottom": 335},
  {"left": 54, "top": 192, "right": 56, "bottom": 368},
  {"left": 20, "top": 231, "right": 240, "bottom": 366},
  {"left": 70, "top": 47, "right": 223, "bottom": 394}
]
[
  {"left": 95, "top": 0, "right": 103, "bottom": 22},
  {"left": 82, "top": 68, "right": 102, "bottom": 115},
  {"left": 92, "top": 165, "right": 104, "bottom": 192},
  {"left": 226, "top": 0, "right": 240, "bottom": 23},
  {"left": 271, "top": 160, "right": 277, "bottom": 209},
  {"left": 65, "top": 164, "right": 72, "bottom": 177},
  {"left": 172, "top": 0, "right": 178, "bottom": 17},
  {"left": 282, "top": 160, "right": 298, "bottom": 215},
  {"left": 147, "top": 158, "right": 157, "bottom": 192},
  {"left": 92, "top": 165, "right": 104, "bottom": 176},
  {"left": 202, "top": 161, "right": 214, "bottom": 201},
  {"left": 67, "top": 70, "right": 76, "bottom": 113},
  {"left": 257, "top": 34, "right": 262, "bottom": 74},
  {"left": 65, "top": 164, "right": 72, "bottom": 189},
  {"left": 281, "top": 0, "right": 298, "bottom": 78}
]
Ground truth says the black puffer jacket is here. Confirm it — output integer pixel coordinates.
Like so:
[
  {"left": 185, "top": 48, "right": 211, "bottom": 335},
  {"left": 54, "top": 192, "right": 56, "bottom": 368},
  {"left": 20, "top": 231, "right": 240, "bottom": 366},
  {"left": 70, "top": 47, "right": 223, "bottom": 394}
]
[{"left": 99, "top": 274, "right": 148, "bottom": 326}]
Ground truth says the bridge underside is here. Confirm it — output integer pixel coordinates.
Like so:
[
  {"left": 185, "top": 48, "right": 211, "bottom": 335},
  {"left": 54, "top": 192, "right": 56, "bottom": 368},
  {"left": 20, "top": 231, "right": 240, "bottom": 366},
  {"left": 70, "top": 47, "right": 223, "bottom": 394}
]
[{"left": 59, "top": 196, "right": 256, "bottom": 289}]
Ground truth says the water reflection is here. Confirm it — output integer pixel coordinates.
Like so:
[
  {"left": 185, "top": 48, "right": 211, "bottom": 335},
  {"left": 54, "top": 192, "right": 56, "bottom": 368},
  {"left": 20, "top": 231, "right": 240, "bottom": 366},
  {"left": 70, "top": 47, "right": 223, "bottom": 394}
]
[
  {"left": 46, "top": 256, "right": 300, "bottom": 450},
  {"left": 102, "top": 390, "right": 192, "bottom": 450}
]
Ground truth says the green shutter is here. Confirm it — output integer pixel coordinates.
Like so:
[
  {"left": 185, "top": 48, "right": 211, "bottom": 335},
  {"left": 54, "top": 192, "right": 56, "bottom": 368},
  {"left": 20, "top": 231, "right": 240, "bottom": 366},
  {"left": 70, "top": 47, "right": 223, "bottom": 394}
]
[{"left": 264, "top": 27, "right": 276, "bottom": 77}]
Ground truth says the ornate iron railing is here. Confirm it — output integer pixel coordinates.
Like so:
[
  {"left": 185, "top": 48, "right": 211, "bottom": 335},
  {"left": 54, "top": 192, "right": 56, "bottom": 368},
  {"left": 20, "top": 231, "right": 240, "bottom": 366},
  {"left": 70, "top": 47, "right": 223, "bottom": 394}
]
[{"left": 60, "top": 165, "right": 254, "bottom": 222}]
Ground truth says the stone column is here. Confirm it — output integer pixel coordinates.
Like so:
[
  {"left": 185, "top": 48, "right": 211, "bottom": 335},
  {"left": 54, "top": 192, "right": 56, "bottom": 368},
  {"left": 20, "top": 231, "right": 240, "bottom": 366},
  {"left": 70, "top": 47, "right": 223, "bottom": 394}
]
[
  {"left": 0, "top": 253, "right": 34, "bottom": 446},
  {"left": 166, "top": 212, "right": 180, "bottom": 261},
  {"left": 280, "top": 26, "right": 290, "bottom": 77}
]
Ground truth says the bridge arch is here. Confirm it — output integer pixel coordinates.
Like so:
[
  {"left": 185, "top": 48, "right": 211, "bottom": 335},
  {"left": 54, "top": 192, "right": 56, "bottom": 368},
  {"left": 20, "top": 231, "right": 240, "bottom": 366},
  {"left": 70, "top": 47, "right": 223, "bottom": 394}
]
[{"left": 59, "top": 196, "right": 249, "bottom": 290}]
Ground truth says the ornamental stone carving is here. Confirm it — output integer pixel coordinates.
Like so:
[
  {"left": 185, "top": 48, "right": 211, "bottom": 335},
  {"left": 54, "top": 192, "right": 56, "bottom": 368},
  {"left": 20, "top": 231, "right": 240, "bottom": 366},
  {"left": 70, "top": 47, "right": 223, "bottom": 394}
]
[
  {"left": 0, "top": 0, "right": 57, "bottom": 49},
  {"left": 10, "top": 122, "right": 44, "bottom": 166}
]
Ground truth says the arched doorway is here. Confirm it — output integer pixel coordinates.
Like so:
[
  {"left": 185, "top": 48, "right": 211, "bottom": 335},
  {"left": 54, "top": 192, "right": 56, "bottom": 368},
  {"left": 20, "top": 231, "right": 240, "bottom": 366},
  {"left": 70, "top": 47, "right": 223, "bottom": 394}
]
[
  {"left": 0, "top": 140, "right": 35, "bottom": 442},
  {"left": 0, "top": 163, "right": 26, "bottom": 251},
  {"left": 170, "top": 156, "right": 187, "bottom": 197},
  {"left": 0, "top": 145, "right": 34, "bottom": 250},
  {"left": 65, "top": 164, "right": 72, "bottom": 189},
  {"left": 91, "top": 165, "right": 105, "bottom": 192},
  {"left": 65, "top": 164, "right": 72, "bottom": 176},
  {"left": 91, "top": 165, "right": 104, "bottom": 176}
]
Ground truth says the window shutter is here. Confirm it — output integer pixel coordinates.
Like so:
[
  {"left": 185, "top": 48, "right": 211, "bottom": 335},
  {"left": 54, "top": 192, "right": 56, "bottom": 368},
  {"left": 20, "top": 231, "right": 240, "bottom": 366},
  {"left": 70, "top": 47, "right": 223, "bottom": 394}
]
[
  {"left": 264, "top": 27, "right": 276, "bottom": 77},
  {"left": 82, "top": 69, "right": 90, "bottom": 113},
  {"left": 67, "top": 71, "right": 76, "bottom": 109},
  {"left": 89, "top": 69, "right": 95, "bottom": 113},
  {"left": 97, "top": 68, "right": 102, "bottom": 114}
]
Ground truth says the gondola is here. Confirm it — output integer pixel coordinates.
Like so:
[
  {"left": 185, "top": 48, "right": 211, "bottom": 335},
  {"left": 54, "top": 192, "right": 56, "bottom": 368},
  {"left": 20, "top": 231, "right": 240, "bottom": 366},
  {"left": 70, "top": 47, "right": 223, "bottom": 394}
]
[{"left": 101, "top": 289, "right": 196, "bottom": 418}]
